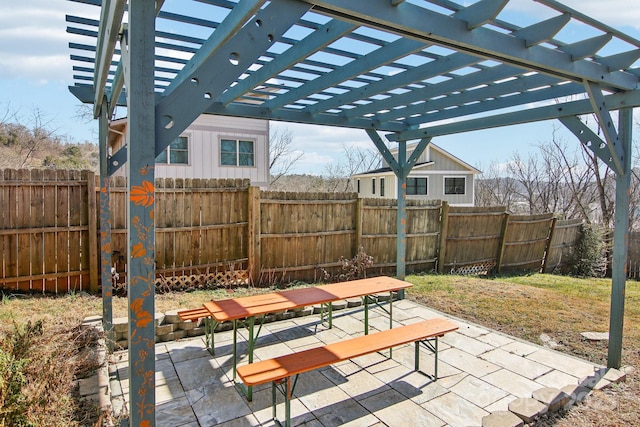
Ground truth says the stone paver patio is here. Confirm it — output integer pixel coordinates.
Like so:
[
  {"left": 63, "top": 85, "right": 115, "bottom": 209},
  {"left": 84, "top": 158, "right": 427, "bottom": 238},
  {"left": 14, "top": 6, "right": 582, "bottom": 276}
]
[{"left": 105, "top": 299, "right": 621, "bottom": 426}]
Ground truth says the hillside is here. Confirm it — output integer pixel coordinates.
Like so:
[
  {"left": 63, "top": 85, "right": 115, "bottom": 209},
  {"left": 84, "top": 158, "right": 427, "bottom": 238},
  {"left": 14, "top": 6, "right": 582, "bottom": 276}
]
[{"left": 0, "top": 121, "right": 99, "bottom": 172}]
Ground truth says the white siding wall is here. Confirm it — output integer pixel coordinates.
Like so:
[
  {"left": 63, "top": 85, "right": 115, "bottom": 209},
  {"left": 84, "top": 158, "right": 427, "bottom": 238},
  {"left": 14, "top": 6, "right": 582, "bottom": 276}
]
[{"left": 151, "top": 115, "right": 270, "bottom": 187}]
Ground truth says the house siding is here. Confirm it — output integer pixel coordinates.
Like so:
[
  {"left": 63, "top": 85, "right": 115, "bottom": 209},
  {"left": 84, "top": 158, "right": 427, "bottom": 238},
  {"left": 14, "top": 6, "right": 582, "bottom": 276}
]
[
  {"left": 354, "top": 143, "right": 478, "bottom": 206},
  {"left": 113, "top": 115, "right": 270, "bottom": 188}
]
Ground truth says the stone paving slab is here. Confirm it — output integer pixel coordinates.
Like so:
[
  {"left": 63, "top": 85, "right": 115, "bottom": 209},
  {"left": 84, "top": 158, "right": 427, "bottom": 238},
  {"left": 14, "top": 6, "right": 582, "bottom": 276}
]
[{"left": 106, "top": 299, "right": 605, "bottom": 426}]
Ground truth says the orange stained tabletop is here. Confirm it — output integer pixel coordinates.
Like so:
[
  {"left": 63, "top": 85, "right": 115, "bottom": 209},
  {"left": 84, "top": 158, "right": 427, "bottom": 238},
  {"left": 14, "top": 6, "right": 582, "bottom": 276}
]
[
  {"left": 203, "top": 276, "right": 412, "bottom": 322},
  {"left": 236, "top": 318, "right": 459, "bottom": 386}
]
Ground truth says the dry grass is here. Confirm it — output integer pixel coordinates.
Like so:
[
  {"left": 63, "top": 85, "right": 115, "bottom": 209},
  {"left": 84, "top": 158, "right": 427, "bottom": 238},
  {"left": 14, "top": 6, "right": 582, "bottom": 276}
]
[
  {"left": 406, "top": 273, "right": 640, "bottom": 426},
  {"left": 1, "top": 273, "right": 638, "bottom": 425},
  {"left": 0, "top": 286, "right": 267, "bottom": 426}
]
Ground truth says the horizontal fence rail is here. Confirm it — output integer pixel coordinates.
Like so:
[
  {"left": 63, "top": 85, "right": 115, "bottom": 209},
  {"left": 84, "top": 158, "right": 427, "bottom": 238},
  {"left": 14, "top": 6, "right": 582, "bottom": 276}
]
[{"left": 0, "top": 168, "right": 609, "bottom": 294}]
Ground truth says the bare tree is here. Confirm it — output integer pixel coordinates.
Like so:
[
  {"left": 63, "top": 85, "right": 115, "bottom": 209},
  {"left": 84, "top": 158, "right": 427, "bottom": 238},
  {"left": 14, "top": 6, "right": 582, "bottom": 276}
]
[
  {"left": 269, "top": 125, "right": 304, "bottom": 185},
  {"left": 323, "top": 143, "right": 380, "bottom": 192},
  {"left": 475, "top": 161, "right": 520, "bottom": 208}
]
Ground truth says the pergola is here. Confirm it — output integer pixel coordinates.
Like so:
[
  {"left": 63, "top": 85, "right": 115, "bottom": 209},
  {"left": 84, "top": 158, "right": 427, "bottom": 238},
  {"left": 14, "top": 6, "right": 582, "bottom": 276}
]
[{"left": 66, "top": 1, "right": 639, "bottom": 425}]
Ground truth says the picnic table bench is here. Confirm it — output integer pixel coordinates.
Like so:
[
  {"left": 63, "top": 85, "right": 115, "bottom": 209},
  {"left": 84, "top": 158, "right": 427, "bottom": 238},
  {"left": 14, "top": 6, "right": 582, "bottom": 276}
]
[
  {"left": 236, "top": 318, "right": 459, "bottom": 427},
  {"left": 178, "top": 276, "right": 412, "bottom": 400}
]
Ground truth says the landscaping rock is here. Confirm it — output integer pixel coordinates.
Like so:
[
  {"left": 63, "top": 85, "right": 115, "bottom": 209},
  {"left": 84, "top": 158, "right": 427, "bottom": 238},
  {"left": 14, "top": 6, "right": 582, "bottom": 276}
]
[
  {"left": 508, "top": 397, "right": 548, "bottom": 423},
  {"left": 164, "top": 309, "right": 184, "bottom": 324},
  {"left": 346, "top": 298, "right": 362, "bottom": 308},
  {"left": 154, "top": 312, "right": 165, "bottom": 326},
  {"left": 331, "top": 300, "right": 348, "bottom": 310},
  {"left": 560, "top": 384, "right": 591, "bottom": 408},
  {"left": 82, "top": 315, "right": 102, "bottom": 326},
  {"left": 178, "top": 320, "right": 197, "bottom": 331},
  {"left": 113, "top": 317, "right": 128, "bottom": 333},
  {"left": 187, "top": 327, "right": 206, "bottom": 337},
  {"left": 215, "top": 321, "right": 233, "bottom": 332},
  {"left": 482, "top": 411, "right": 524, "bottom": 427},
  {"left": 173, "top": 329, "right": 187, "bottom": 340},
  {"left": 603, "top": 367, "right": 627, "bottom": 383},
  {"left": 293, "top": 306, "right": 313, "bottom": 317},
  {"left": 532, "top": 387, "right": 571, "bottom": 412},
  {"left": 156, "top": 324, "right": 175, "bottom": 336},
  {"left": 580, "top": 331, "right": 609, "bottom": 341}
]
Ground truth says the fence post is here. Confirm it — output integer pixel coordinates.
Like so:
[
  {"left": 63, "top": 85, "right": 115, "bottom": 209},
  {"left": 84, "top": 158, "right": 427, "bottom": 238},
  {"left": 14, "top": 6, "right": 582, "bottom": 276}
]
[
  {"left": 437, "top": 201, "right": 449, "bottom": 274},
  {"left": 86, "top": 171, "right": 99, "bottom": 292},
  {"left": 248, "top": 186, "right": 261, "bottom": 286},
  {"left": 355, "top": 197, "right": 363, "bottom": 254},
  {"left": 496, "top": 213, "right": 510, "bottom": 273},
  {"left": 542, "top": 217, "right": 558, "bottom": 273}
]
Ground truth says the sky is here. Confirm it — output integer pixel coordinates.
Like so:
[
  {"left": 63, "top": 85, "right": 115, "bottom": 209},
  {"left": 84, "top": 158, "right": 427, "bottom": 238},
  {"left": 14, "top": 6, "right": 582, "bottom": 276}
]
[{"left": 1, "top": 0, "right": 640, "bottom": 175}]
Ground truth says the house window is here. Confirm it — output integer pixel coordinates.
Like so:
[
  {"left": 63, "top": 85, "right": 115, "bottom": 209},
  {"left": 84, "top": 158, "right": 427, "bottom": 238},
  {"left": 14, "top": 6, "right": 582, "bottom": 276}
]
[
  {"left": 372, "top": 178, "right": 376, "bottom": 195},
  {"left": 445, "top": 176, "right": 466, "bottom": 195},
  {"left": 356, "top": 179, "right": 360, "bottom": 193},
  {"left": 156, "top": 136, "right": 189, "bottom": 164},
  {"left": 407, "top": 177, "right": 428, "bottom": 195},
  {"left": 220, "top": 139, "right": 255, "bottom": 166},
  {"left": 380, "top": 178, "right": 385, "bottom": 197}
]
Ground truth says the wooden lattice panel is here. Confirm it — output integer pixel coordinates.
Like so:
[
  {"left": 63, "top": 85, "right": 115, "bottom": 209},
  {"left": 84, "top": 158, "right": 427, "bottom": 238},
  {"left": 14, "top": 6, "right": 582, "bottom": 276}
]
[
  {"left": 450, "top": 261, "right": 496, "bottom": 276},
  {"left": 154, "top": 270, "right": 250, "bottom": 292}
]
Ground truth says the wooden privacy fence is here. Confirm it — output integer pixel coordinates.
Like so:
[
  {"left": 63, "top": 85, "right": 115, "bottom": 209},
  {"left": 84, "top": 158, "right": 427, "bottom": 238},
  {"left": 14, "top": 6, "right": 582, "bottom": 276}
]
[
  {"left": 2, "top": 169, "right": 591, "bottom": 294},
  {"left": 626, "top": 232, "right": 640, "bottom": 279},
  {"left": 0, "top": 169, "right": 97, "bottom": 293}
]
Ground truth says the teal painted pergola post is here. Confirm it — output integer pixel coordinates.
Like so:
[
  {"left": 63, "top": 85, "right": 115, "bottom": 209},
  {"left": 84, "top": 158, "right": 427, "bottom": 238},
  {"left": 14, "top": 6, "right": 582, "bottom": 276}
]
[
  {"left": 608, "top": 107, "right": 633, "bottom": 369},
  {"left": 98, "top": 97, "right": 113, "bottom": 351},
  {"left": 366, "top": 129, "right": 431, "bottom": 298},
  {"left": 124, "top": 1, "right": 157, "bottom": 425},
  {"left": 397, "top": 140, "right": 407, "bottom": 284}
]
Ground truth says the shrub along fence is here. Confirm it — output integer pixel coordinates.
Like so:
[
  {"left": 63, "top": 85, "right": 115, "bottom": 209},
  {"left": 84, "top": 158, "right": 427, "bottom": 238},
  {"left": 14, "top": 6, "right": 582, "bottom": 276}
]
[{"left": 1, "top": 169, "right": 590, "bottom": 294}]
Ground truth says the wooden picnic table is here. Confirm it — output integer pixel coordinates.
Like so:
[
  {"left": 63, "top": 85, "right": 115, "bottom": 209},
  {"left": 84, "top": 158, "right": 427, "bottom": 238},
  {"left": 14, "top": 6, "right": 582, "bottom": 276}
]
[{"left": 187, "top": 276, "right": 413, "bottom": 400}]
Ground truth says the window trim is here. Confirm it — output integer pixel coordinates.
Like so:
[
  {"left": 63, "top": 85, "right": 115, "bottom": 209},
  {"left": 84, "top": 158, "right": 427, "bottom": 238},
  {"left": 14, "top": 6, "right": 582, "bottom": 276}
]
[
  {"left": 219, "top": 137, "right": 256, "bottom": 168},
  {"left": 406, "top": 176, "right": 428, "bottom": 196},
  {"left": 444, "top": 176, "right": 466, "bottom": 195},
  {"left": 156, "top": 134, "right": 190, "bottom": 166}
]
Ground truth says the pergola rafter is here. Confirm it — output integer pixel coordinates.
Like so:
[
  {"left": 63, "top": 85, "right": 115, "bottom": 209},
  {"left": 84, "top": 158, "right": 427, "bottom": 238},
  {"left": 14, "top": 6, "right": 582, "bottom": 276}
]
[{"left": 65, "top": 1, "right": 640, "bottom": 425}]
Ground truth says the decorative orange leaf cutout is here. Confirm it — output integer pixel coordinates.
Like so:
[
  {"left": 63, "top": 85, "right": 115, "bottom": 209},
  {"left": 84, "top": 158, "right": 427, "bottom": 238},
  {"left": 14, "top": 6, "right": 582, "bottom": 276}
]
[
  {"left": 131, "top": 180, "right": 155, "bottom": 207},
  {"left": 131, "top": 298, "right": 153, "bottom": 328},
  {"left": 131, "top": 242, "right": 147, "bottom": 258}
]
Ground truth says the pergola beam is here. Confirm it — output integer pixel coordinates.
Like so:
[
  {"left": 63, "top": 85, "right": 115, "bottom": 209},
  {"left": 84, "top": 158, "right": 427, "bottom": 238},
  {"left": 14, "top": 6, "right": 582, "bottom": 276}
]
[
  {"left": 163, "top": 0, "right": 266, "bottom": 96},
  {"left": 585, "top": 82, "right": 625, "bottom": 175},
  {"left": 558, "top": 116, "right": 617, "bottom": 171},
  {"left": 219, "top": 19, "right": 356, "bottom": 105},
  {"left": 263, "top": 36, "right": 427, "bottom": 110},
  {"left": 154, "top": 0, "right": 312, "bottom": 154},
  {"left": 92, "top": 0, "right": 126, "bottom": 118},
  {"left": 304, "top": 0, "right": 638, "bottom": 91},
  {"left": 386, "top": 89, "right": 640, "bottom": 141}
]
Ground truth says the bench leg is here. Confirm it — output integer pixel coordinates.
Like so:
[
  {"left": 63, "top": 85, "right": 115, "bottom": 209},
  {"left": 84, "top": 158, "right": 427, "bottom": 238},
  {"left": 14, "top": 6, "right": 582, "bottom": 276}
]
[
  {"left": 272, "top": 375, "right": 297, "bottom": 427},
  {"left": 204, "top": 317, "right": 217, "bottom": 355},
  {"left": 363, "top": 293, "right": 395, "bottom": 357},
  {"left": 363, "top": 295, "right": 369, "bottom": 334},
  {"left": 319, "top": 302, "right": 333, "bottom": 329},
  {"left": 233, "top": 316, "right": 262, "bottom": 401},
  {"left": 415, "top": 336, "right": 439, "bottom": 381}
]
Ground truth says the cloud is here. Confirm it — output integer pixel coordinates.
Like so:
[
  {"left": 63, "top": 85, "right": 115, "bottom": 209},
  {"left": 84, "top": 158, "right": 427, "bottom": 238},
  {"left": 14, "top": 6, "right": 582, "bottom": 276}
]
[
  {"left": 0, "top": 1, "right": 99, "bottom": 81},
  {"left": 505, "top": 0, "right": 640, "bottom": 30}
]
